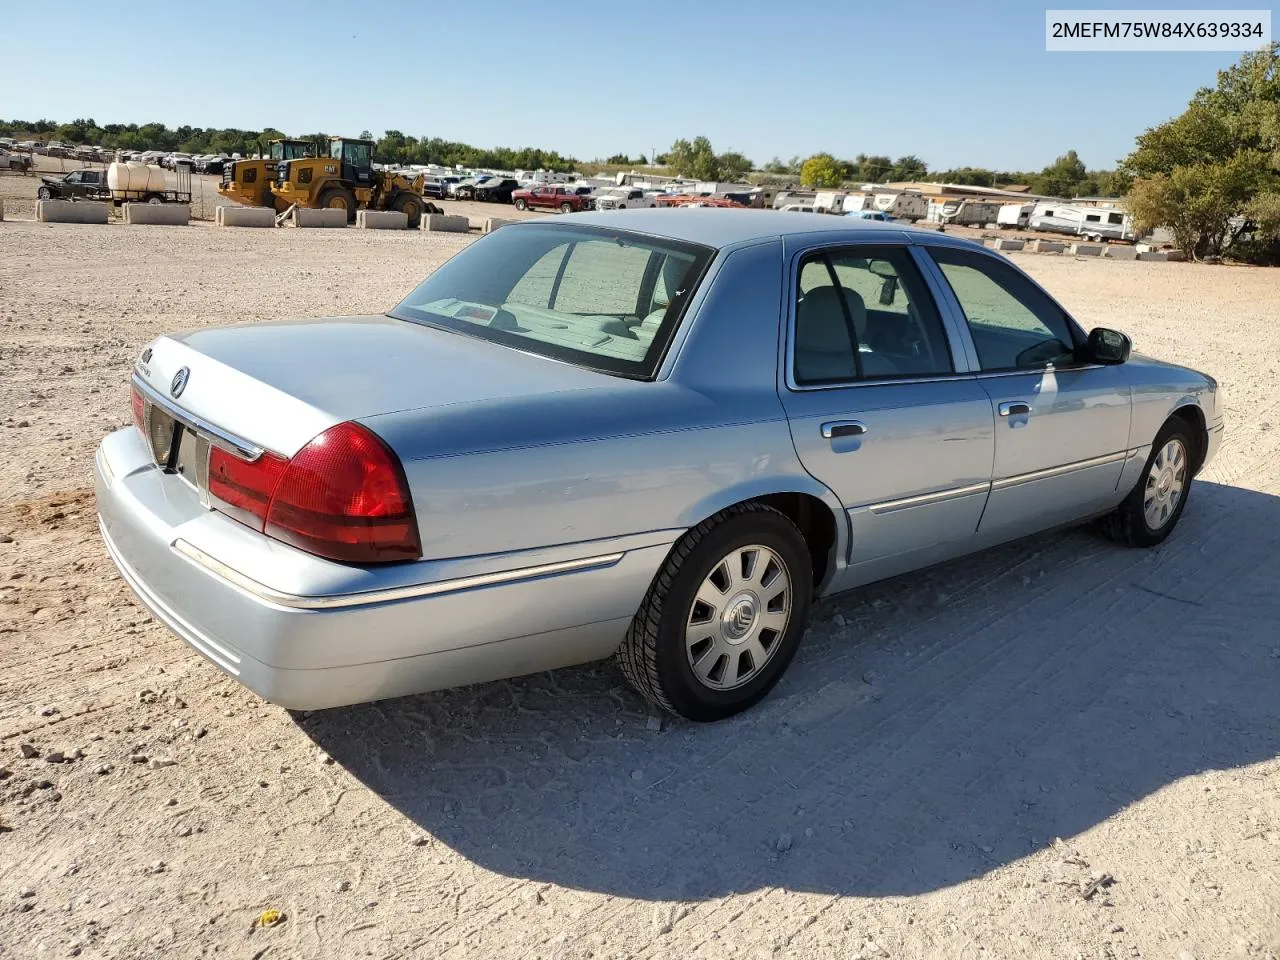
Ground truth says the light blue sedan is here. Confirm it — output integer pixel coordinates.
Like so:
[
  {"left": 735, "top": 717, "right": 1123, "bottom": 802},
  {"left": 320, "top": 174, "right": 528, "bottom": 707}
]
[{"left": 95, "top": 211, "right": 1223, "bottom": 720}]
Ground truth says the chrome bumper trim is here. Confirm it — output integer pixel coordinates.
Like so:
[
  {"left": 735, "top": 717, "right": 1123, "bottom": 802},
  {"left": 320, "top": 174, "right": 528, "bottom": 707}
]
[{"left": 171, "top": 539, "right": 626, "bottom": 611}]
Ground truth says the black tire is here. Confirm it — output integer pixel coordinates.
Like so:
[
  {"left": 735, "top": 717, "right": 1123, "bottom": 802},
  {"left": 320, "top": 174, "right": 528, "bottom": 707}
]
[
  {"left": 144, "top": 193, "right": 164, "bottom": 204},
  {"left": 617, "top": 503, "right": 813, "bottom": 721},
  {"left": 559, "top": 201, "right": 573, "bottom": 214},
  {"left": 424, "top": 202, "right": 442, "bottom": 216},
  {"left": 316, "top": 186, "right": 357, "bottom": 223},
  {"left": 37, "top": 186, "right": 52, "bottom": 200},
  {"left": 514, "top": 198, "right": 528, "bottom": 211},
  {"left": 391, "top": 193, "right": 424, "bottom": 229},
  {"left": 1099, "top": 418, "right": 1197, "bottom": 547}
]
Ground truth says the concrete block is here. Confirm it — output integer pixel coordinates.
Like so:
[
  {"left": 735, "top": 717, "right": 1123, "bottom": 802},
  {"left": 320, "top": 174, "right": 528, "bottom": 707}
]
[
  {"left": 1068, "top": 242, "right": 1103, "bottom": 257},
  {"left": 422, "top": 214, "right": 470, "bottom": 233},
  {"left": 483, "top": 217, "right": 516, "bottom": 233},
  {"left": 1029, "top": 239, "right": 1066, "bottom": 253},
  {"left": 0, "top": 199, "right": 4, "bottom": 221},
  {"left": 1102, "top": 245, "right": 1139, "bottom": 260},
  {"left": 123, "top": 203, "right": 189, "bottom": 226},
  {"left": 1165, "top": 250, "right": 1186, "bottom": 262},
  {"left": 216, "top": 205, "right": 276, "bottom": 228},
  {"left": 1137, "top": 251, "right": 1169, "bottom": 262},
  {"left": 293, "top": 207, "right": 347, "bottom": 228},
  {"left": 993, "top": 238, "right": 1025, "bottom": 251},
  {"left": 36, "top": 200, "right": 109, "bottom": 224},
  {"left": 356, "top": 209, "right": 408, "bottom": 230}
]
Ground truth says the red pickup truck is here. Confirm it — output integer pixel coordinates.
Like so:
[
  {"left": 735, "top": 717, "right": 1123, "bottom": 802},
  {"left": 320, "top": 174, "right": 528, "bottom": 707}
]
[{"left": 512, "top": 185, "right": 593, "bottom": 213}]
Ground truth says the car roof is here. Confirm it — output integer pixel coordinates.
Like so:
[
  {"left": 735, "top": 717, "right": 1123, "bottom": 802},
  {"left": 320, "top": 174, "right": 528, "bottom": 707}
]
[{"left": 561, "top": 208, "right": 974, "bottom": 251}]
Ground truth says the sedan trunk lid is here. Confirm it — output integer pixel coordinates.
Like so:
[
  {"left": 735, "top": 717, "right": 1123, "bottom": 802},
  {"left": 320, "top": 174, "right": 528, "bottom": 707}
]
[{"left": 138, "top": 314, "right": 617, "bottom": 457}]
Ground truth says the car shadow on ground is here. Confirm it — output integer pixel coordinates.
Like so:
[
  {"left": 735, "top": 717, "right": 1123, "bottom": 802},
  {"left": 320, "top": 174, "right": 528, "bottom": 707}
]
[{"left": 301, "top": 480, "right": 1280, "bottom": 901}]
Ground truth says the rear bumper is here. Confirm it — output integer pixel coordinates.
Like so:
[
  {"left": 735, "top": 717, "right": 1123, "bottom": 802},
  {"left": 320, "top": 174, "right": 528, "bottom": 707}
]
[{"left": 95, "top": 427, "right": 673, "bottom": 709}]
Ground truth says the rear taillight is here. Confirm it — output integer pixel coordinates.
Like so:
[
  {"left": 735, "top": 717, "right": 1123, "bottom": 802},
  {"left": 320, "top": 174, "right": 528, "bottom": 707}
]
[
  {"left": 207, "top": 422, "right": 420, "bottom": 564},
  {"left": 130, "top": 383, "right": 145, "bottom": 432},
  {"left": 208, "top": 446, "right": 289, "bottom": 530}
]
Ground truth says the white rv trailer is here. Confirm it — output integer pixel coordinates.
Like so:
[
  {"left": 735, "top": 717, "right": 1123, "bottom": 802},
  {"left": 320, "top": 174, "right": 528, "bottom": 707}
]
[
  {"left": 1029, "top": 202, "right": 1133, "bottom": 241},
  {"left": 932, "top": 198, "right": 1003, "bottom": 227},
  {"left": 997, "top": 203, "right": 1033, "bottom": 229},
  {"left": 841, "top": 190, "right": 928, "bottom": 221},
  {"left": 813, "top": 191, "right": 846, "bottom": 214}
]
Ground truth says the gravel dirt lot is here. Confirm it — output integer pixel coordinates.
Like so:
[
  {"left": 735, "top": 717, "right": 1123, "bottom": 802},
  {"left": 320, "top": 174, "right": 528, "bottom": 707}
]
[{"left": 1, "top": 217, "right": 1278, "bottom": 960}]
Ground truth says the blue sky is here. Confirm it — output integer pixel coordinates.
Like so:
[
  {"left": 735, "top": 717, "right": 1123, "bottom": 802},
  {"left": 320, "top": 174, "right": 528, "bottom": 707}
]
[{"left": 5, "top": 0, "right": 1258, "bottom": 171}]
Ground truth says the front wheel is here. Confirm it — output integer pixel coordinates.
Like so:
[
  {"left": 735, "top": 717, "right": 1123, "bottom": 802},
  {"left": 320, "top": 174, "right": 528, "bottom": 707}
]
[
  {"left": 391, "top": 193, "right": 424, "bottom": 228},
  {"left": 316, "top": 186, "right": 358, "bottom": 223},
  {"left": 1099, "top": 418, "right": 1195, "bottom": 547},
  {"left": 514, "top": 198, "right": 528, "bottom": 211},
  {"left": 37, "top": 186, "right": 52, "bottom": 200},
  {"left": 559, "top": 201, "right": 573, "bottom": 213},
  {"left": 617, "top": 503, "right": 813, "bottom": 721}
]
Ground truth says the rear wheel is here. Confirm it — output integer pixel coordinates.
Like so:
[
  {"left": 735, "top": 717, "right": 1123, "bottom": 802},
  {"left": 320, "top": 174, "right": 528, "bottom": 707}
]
[
  {"left": 514, "top": 198, "right": 528, "bottom": 211},
  {"left": 391, "top": 193, "right": 424, "bottom": 229},
  {"left": 316, "top": 186, "right": 357, "bottom": 223},
  {"left": 144, "top": 194, "right": 164, "bottom": 204},
  {"left": 1100, "top": 418, "right": 1196, "bottom": 547},
  {"left": 617, "top": 503, "right": 813, "bottom": 721}
]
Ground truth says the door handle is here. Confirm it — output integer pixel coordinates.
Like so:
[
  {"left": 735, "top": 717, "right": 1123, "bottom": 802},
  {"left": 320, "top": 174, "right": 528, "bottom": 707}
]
[
  {"left": 998, "top": 401, "right": 1031, "bottom": 417},
  {"left": 821, "top": 420, "right": 867, "bottom": 439}
]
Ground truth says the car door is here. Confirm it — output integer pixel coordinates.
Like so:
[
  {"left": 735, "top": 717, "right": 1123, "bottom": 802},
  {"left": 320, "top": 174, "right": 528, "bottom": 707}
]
[
  {"left": 778, "top": 241, "right": 996, "bottom": 589},
  {"left": 61, "top": 170, "right": 83, "bottom": 197},
  {"left": 922, "top": 245, "right": 1132, "bottom": 541}
]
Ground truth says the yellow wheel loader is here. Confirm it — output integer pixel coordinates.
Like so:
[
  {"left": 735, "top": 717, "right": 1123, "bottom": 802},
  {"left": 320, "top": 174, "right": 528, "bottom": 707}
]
[
  {"left": 217, "top": 139, "right": 318, "bottom": 211},
  {"left": 270, "top": 137, "right": 441, "bottom": 228}
]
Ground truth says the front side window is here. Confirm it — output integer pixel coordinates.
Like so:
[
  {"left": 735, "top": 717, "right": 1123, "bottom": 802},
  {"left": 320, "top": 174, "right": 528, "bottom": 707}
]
[
  {"left": 793, "top": 246, "right": 953, "bottom": 384},
  {"left": 390, "top": 225, "right": 714, "bottom": 378},
  {"left": 929, "top": 247, "right": 1080, "bottom": 371}
]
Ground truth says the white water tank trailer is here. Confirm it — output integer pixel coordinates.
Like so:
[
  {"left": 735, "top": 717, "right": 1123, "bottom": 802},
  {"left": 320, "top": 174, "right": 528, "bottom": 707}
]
[{"left": 106, "top": 162, "right": 168, "bottom": 201}]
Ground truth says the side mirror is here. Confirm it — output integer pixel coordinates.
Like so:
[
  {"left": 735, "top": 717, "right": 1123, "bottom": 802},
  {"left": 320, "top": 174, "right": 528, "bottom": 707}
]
[{"left": 1085, "top": 327, "right": 1131, "bottom": 365}]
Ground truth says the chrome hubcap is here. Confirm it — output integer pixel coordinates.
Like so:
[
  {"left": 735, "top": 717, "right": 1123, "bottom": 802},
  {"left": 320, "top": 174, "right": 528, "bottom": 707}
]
[
  {"left": 1144, "top": 438, "right": 1187, "bottom": 530},
  {"left": 687, "top": 545, "right": 791, "bottom": 691}
]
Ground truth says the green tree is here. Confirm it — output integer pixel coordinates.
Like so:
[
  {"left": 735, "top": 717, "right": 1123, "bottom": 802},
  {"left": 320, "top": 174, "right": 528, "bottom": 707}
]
[
  {"left": 889, "top": 154, "right": 928, "bottom": 180},
  {"left": 1033, "top": 149, "right": 1089, "bottom": 196},
  {"left": 716, "top": 150, "right": 753, "bottom": 180},
  {"left": 935, "top": 167, "right": 996, "bottom": 187},
  {"left": 800, "top": 153, "right": 844, "bottom": 188},
  {"left": 1121, "top": 42, "right": 1280, "bottom": 260}
]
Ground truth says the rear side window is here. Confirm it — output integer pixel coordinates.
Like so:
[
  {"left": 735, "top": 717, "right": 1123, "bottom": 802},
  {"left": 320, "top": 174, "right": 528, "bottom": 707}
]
[
  {"left": 928, "top": 247, "right": 1080, "bottom": 371},
  {"left": 793, "top": 246, "right": 953, "bottom": 384}
]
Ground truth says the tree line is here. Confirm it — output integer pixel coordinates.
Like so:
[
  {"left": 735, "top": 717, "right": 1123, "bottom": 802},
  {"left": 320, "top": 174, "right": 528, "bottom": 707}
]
[
  {"left": 782, "top": 149, "right": 1124, "bottom": 199},
  {"left": 0, "top": 119, "right": 583, "bottom": 173}
]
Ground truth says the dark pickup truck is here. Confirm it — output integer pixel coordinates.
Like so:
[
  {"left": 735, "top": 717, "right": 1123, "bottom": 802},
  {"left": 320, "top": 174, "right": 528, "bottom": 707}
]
[{"left": 512, "top": 184, "right": 594, "bottom": 213}]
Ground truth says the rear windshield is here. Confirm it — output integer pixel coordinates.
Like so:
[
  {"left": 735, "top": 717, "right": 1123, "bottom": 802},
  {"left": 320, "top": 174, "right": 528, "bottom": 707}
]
[{"left": 389, "top": 224, "right": 715, "bottom": 378}]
